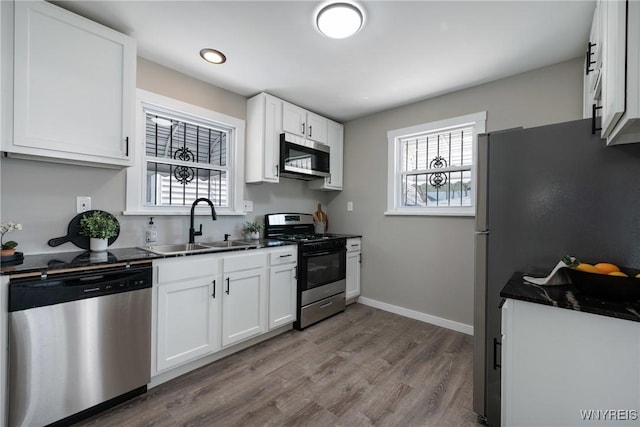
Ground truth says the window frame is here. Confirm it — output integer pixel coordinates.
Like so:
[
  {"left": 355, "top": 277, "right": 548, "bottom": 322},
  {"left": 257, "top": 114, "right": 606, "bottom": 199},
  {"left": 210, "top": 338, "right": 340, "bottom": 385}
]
[
  {"left": 386, "top": 111, "right": 486, "bottom": 217},
  {"left": 125, "top": 89, "right": 245, "bottom": 216}
]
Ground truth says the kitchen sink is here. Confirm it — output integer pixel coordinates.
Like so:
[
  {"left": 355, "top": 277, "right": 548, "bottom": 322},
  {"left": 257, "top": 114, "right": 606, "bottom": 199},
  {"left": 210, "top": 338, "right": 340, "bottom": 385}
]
[
  {"left": 141, "top": 240, "right": 257, "bottom": 255},
  {"left": 201, "top": 240, "right": 258, "bottom": 249},
  {"left": 141, "top": 243, "right": 215, "bottom": 255}
]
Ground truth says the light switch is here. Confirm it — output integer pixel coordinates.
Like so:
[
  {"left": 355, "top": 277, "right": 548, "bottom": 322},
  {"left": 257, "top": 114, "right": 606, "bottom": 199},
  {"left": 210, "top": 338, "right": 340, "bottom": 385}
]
[
  {"left": 347, "top": 201, "right": 353, "bottom": 212},
  {"left": 243, "top": 200, "right": 254, "bottom": 212}
]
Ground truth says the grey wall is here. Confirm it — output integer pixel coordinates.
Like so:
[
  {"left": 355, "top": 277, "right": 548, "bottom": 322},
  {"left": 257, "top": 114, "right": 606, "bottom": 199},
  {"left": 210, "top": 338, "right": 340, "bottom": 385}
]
[
  {"left": 0, "top": 58, "right": 326, "bottom": 254},
  {"left": 324, "top": 57, "right": 584, "bottom": 327}
]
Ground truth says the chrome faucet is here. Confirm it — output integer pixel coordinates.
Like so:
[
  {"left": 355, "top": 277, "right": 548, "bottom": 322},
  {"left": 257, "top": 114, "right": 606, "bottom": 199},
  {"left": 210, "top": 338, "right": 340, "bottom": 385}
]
[{"left": 189, "top": 198, "right": 217, "bottom": 243}]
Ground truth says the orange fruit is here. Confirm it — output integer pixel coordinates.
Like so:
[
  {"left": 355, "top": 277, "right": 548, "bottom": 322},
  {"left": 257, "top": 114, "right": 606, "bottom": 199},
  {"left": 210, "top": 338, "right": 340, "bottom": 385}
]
[
  {"left": 594, "top": 262, "right": 621, "bottom": 274},
  {"left": 575, "top": 263, "right": 603, "bottom": 274},
  {"left": 608, "top": 271, "right": 628, "bottom": 277}
]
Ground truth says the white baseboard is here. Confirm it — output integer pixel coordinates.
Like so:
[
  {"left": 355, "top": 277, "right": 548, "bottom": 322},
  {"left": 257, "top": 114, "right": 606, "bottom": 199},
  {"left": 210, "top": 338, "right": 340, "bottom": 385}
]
[{"left": 357, "top": 296, "right": 473, "bottom": 335}]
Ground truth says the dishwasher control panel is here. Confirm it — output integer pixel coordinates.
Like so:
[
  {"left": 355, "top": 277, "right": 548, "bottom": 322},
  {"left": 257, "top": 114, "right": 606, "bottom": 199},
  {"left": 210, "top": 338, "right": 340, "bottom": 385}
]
[{"left": 9, "top": 264, "right": 152, "bottom": 312}]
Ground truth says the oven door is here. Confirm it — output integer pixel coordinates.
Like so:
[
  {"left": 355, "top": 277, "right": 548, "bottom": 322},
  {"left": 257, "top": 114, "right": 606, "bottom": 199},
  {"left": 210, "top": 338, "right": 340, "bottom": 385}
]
[
  {"left": 279, "top": 134, "right": 330, "bottom": 180},
  {"left": 299, "top": 246, "right": 346, "bottom": 292}
]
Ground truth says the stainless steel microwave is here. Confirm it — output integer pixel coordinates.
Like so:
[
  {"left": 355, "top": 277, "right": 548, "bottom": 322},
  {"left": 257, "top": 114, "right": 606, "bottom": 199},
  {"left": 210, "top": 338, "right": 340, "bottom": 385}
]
[{"left": 279, "top": 133, "right": 330, "bottom": 180}]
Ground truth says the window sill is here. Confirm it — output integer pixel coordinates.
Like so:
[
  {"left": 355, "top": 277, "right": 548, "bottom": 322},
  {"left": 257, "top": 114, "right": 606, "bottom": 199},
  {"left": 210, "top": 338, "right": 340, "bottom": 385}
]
[
  {"left": 384, "top": 209, "right": 475, "bottom": 217},
  {"left": 123, "top": 209, "right": 247, "bottom": 216}
]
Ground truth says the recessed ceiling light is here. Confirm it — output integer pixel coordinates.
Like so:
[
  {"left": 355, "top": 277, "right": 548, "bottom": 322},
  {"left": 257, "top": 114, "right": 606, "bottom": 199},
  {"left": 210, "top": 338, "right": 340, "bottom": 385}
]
[
  {"left": 316, "top": 2, "right": 364, "bottom": 39},
  {"left": 200, "top": 48, "right": 227, "bottom": 64}
]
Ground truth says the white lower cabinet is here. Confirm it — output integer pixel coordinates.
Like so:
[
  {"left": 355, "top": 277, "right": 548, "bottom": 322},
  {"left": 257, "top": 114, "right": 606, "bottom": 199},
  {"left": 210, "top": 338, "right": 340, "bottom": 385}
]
[
  {"left": 154, "top": 255, "right": 221, "bottom": 373},
  {"left": 153, "top": 247, "right": 296, "bottom": 376},
  {"left": 501, "top": 298, "right": 640, "bottom": 427},
  {"left": 268, "top": 246, "right": 297, "bottom": 329},
  {"left": 222, "top": 267, "right": 267, "bottom": 347},
  {"left": 156, "top": 274, "right": 220, "bottom": 372},
  {"left": 221, "top": 251, "right": 268, "bottom": 347},
  {"left": 346, "top": 238, "right": 361, "bottom": 301}
]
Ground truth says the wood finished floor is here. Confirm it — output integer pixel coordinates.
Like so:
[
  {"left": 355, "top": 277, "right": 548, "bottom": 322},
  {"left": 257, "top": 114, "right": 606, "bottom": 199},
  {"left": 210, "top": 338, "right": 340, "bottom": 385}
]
[{"left": 76, "top": 303, "right": 481, "bottom": 427}]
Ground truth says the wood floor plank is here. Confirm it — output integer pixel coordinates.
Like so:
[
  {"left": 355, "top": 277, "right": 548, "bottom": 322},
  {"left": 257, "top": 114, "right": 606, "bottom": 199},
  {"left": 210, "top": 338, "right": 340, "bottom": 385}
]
[{"left": 75, "top": 303, "right": 482, "bottom": 427}]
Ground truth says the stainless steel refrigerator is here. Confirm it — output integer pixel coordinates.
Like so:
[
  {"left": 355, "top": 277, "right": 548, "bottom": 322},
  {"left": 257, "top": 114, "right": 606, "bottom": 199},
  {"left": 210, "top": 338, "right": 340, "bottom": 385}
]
[{"left": 472, "top": 118, "right": 640, "bottom": 426}]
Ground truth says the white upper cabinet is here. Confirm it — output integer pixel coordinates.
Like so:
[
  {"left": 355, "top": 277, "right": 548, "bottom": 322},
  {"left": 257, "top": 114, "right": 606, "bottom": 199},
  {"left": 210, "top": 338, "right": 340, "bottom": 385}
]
[
  {"left": 246, "top": 92, "right": 343, "bottom": 185},
  {"left": 583, "top": 2, "right": 602, "bottom": 118},
  {"left": 246, "top": 92, "right": 282, "bottom": 183},
  {"left": 7, "top": 0, "right": 136, "bottom": 167},
  {"left": 586, "top": 0, "right": 640, "bottom": 144},
  {"left": 309, "top": 119, "right": 344, "bottom": 191},
  {"left": 599, "top": 0, "right": 626, "bottom": 138},
  {"left": 282, "top": 102, "right": 328, "bottom": 144}
]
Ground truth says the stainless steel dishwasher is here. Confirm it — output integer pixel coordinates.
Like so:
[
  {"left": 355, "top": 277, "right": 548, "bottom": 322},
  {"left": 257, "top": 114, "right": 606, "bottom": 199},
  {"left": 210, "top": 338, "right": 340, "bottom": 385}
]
[{"left": 8, "top": 263, "right": 152, "bottom": 427}]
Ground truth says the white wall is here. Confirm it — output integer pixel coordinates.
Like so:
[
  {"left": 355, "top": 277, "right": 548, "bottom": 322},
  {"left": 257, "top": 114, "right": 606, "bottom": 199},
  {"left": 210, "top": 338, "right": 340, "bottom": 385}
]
[
  {"left": 0, "top": 58, "right": 327, "bottom": 254},
  {"left": 325, "top": 58, "right": 584, "bottom": 327}
]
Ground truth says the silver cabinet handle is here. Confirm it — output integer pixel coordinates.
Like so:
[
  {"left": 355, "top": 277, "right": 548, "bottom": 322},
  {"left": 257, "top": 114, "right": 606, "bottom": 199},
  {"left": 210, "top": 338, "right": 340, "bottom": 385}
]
[
  {"left": 225, "top": 277, "right": 230, "bottom": 295},
  {"left": 320, "top": 301, "right": 333, "bottom": 308},
  {"left": 308, "top": 125, "right": 313, "bottom": 138},
  {"left": 301, "top": 122, "right": 305, "bottom": 135},
  {"left": 279, "top": 254, "right": 292, "bottom": 258}
]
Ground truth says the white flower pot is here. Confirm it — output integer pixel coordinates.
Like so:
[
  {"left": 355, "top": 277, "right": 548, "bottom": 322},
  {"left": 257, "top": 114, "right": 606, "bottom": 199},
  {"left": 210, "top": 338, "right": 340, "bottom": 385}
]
[
  {"left": 90, "top": 238, "right": 108, "bottom": 252},
  {"left": 250, "top": 231, "right": 260, "bottom": 240}
]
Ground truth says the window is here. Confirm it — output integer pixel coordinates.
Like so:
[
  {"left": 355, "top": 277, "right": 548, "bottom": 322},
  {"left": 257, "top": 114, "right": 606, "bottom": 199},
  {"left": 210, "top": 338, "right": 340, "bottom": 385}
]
[
  {"left": 125, "top": 90, "right": 245, "bottom": 215},
  {"left": 386, "top": 111, "right": 486, "bottom": 216}
]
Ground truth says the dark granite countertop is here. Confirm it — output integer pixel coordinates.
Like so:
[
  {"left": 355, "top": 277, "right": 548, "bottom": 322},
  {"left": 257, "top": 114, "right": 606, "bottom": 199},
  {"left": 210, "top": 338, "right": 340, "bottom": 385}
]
[
  {"left": 500, "top": 272, "right": 640, "bottom": 323},
  {"left": 0, "top": 239, "right": 297, "bottom": 276}
]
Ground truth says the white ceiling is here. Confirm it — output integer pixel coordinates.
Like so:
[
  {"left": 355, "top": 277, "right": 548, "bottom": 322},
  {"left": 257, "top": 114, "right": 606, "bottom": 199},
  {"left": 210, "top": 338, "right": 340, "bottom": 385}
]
[{"left": 52, "top": 0, "right": 596, "bottom": 122}]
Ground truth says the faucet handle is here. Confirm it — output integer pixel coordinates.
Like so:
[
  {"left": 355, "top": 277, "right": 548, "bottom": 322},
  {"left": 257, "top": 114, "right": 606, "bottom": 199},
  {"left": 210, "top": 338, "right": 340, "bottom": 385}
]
[
  {"left": 224, "top": 233, "right": 231, "bottom": 241},
  {"left": 194, "top": 224, "right": 203, "bottom": 237}
]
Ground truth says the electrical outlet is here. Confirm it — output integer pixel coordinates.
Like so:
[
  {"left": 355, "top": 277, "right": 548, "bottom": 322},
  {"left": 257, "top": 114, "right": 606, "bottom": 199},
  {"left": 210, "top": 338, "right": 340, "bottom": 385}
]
[
  {"left": 243, "top": 200, "right": 254, "bottom": 212},
  {"left": 77, "top": 196, "right": 91, "bottom": 213},
  {"left": 347, "top": 201, "right": 353, "bottom": 212}
]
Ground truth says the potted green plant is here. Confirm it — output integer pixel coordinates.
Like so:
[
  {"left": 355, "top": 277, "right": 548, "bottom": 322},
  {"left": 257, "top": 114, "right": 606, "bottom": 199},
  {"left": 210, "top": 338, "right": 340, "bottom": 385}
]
[
  {"left": 244, "top": 221, "right": 263, "bottom": 240},
  {"left": 80, "top": 211, "right": 119, "bottom": 251},
  {"left": 1, "top": 222, "right": 23, "bottom": 257}
]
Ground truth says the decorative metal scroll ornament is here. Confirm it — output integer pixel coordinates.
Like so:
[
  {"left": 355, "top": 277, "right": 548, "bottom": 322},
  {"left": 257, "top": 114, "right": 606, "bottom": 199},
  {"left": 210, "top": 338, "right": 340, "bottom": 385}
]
[
  {"left": 173, "top": 147, "right": 195, "bottom": 184},
  {"left": 429, "top": 155, "right": 448, "bottom": 189}
]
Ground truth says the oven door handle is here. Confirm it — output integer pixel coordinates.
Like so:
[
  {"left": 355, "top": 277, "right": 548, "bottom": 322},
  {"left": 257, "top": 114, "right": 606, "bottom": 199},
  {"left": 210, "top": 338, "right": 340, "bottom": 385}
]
[{"left": 302, "top": 249, "right": 345, "bottom": 258}]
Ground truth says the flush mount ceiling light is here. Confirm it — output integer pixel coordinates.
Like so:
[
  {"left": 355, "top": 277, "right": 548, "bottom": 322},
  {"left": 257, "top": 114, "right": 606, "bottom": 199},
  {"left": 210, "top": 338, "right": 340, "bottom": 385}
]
[
  {"left": 199, "top": 48, "right": 227, "bottom": 64},
  {"left": 316, "top": 2, "right": 364, "bottom": 39}
]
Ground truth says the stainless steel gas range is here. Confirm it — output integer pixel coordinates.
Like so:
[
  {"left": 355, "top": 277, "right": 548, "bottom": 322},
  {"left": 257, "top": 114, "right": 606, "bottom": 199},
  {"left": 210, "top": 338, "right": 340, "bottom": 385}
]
[{"left": 264, "top": 213, "right": 347, "bottom": 329}]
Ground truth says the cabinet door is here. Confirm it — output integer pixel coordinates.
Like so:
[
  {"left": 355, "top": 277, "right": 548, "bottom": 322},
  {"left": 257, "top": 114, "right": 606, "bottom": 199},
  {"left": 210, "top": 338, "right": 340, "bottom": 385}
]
[
  {"left": 502, "top": 299, "right": 640, "bottom": 426},
  {"left": 156, "top": 276, "right": 220, "bottom": 372},
  {"left": 600, "top": 0, "right": 627, "bottom": 137},
  {"left": 282, "top": 102, "right": 306, "bottom": 137},
  {"left": 269, "top": 263, "right": 297, "bottom": 329},
  {"left": 346, "top": 250, "right": 361, "bottom": 300},
  {"left": 222, "top": 268, "right": 267, "bottom": 346},
  {"left": 309, "top": 120, "right": 343, "bottom": 191},
  {"left": 306, "top": 112, "right": 328, "bottom": 144},
  {"left": 326, "top": 120, "right": 343, "bottom": 189},
  {"left": 12, "top": 1, "right": 135, "bottom": 166},
  {"left": 263, "top": 94, "right": 282, "bottom": 182}
]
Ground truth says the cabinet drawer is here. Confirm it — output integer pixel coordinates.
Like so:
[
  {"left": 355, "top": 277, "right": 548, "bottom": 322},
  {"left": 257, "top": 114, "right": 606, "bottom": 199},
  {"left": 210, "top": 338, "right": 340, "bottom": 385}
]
[
  {"left": 155, "top": 255, "right": 220, "bottom": 283},
  {"left": 223, "top": 252, "right": 267, "bottom": 272},
  {"left": 269, "top": 247, "right": 297, "bottom": 266},
  {"left": 346, "top": 238, "right": 361, "bottom": 252}
]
